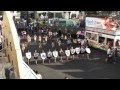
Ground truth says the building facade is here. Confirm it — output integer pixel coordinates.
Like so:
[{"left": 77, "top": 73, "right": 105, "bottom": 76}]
[{"left": 12, "top": 11, "right": 80, "bottom": 19}]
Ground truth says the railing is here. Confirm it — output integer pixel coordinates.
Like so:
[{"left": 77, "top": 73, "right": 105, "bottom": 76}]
[{"left": 20, "top": 59, "right": 38, "bottom": 79}]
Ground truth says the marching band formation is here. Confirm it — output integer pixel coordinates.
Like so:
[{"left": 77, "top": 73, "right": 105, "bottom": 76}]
[
  {"left": 20, "top": 26, "right": 91, "bottom": 65},
  {"left": 25, "top": 45, "right": 91, "bottom": 65}
]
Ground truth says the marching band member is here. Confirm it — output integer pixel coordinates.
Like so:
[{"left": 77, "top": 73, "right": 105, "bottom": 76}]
[
  {"left": 41, "top": 50, "right": 46, "bottom": 64},
  {"left": 47, "top": 49, "right": 53, "bottom": 63},
  {"left": 34, "top": 50, "right": 39, "bottom": 65},
  {"left": 81, "top": 39, "right": 85, "bottom": 46},
  {"left": 51, "top": 42, "right": 55, "bottom": 49},
  {"left": 59, "top": 48, "right": 64, "bottom": 62},
  {"left": 42, "top": 36, "right": 46, "bottom": 46},
  {"left": 26, "top": 34, "right": 31, "bottom": 43},
  {"left": 77, "top": 38, "right": 81, "bottom": 45},
  {"left": 48, "top": 30, "right": 51, "bottom": 38},
  {"left": 70, "top": 47, "right": 75, "bottom": 60},
  {"left": 40, "top": 50, "right": 46, "bottom": 64},
  {"left": 80, "top": 46, "right": 86, "bottom": 58},
  {"left": 34, "top": 34, "right": 37, "bottom": 43},
  {"left": 58, "top": 39, "right": 61, "bottom": 46},
  {"left": 67, "top": 39, "right": 72, "bottom": 47},
  {"left": 45, "top": 35, "right": 48, "bottom": 43},
  {"left": 50, "top": 31, "right": 53, "bottom": 39},
  {"left": 65, "top": 47, "right": 70, "bottom": 61},
  {"left": 38, "top": 35, "right": 42, "bottom": 43},
  {"left": 85, "top": 46, "right": 91, "bottom": 59},
  {"left": 53, "top": 49, "right": 58, "bottom": 63},
  {"left": 39, "top": 42, "right": 42, "bottom": 49},
  {"left": 75, "top": 47, "right": 81, "bottom": 58},
  {"left": 21, "top": 43, "right": 25, "bottom": 53},
  {"left": 26, "top": 50, "right": 32, "bottom": 65},
  {"left": 64, "top": 35, "right": 67, "bottom": 41}
]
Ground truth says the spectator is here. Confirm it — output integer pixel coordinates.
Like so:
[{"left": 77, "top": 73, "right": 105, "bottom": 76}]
[
  {"left": 35, "top": 70, "right": 42, "bottom": 79},
  {"left": 65, "top": 76, "right": 69, "bottom": 79},
  {"left": 106, "top": 46, "right": 112, "bottom": 62}
]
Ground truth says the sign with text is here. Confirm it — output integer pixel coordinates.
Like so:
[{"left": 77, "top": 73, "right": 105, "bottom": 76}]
[
  {"left": 86, "top": 17, "right": 117, "bottom": 30},
  {"left": 86, "top": 27, "right": 120, "bottom": 36}
]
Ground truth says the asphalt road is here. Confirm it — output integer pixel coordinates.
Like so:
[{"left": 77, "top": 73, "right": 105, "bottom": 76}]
[{"left": 20, "top": 35, "right": 120, "bottom": 79}]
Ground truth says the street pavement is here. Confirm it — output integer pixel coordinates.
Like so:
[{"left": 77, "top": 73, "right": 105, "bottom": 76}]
[{"left": 20, "top": 36, "right": 120, "bottom": 79}]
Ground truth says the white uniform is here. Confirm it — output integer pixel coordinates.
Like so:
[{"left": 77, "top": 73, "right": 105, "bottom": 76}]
[
  {"left": 53, "top": 51, "right": 58, "bottom": 58},
  {"left": 70, "top": 48, "right": 75, "bottom": 55},
  {"left": 65, "top": 50, "right": 70, "bottom": 56},
  {"left": 26, "top": 52, "right": 32, "bottom": 60},
  {"left": 86, "top": 47, "right": 91, "bottom": 54},
  {"left": 75, "top": 47, "right": 81, "bottom": 54},
  {"left": 34, "top": 52, "right": 39, "bottom": 58},
  {"left": 41, "top": 53, "right": 46, "bottom": 60},
  {"left": 47, "top": 51, "right": 52, "bottom": 58},
  {"left": 107, "top": 48, "right": 111, "bottom": 55}
]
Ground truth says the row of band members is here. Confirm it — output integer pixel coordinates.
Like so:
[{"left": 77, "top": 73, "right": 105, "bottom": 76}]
[{"left": 26, "top": 46, "right": 91, "bottom": 65}]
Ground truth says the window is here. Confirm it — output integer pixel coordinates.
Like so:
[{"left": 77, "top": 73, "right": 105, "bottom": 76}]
[
  {"left": 86, "top": 32, "right": 97, "bottom": 41},
  {"left": 55, "top": 13, "right": 62, "bottom": 18},
  {"left": 107, "top": 38, "right": 114, "bottom": 47},
  {"left": 48, "top": 12, "right": 54, "bottom": 18},
  {"left": 91, "top": 33, "right": 97, "bottom": 41},
  {"left": 99, "top": 36, "right": 105, "bottom": 44},
  {"left": 71, "top": 14, "right": 76, "bottom": 18},
  {"left": 38, "top": 13, "right": 41, "bottom": 17}
]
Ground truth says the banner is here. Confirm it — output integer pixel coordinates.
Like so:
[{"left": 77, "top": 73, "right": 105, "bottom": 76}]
[{"left": 86, "top": 17, "right": 117, "bottom": 30}]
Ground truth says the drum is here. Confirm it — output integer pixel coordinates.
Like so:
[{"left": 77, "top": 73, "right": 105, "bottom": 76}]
[
  {"left": 85, "top": 48, "right": 91, "bottom": 54},
  {"left": 65, "top": 50, "right": 70, "bottom": 56}
]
